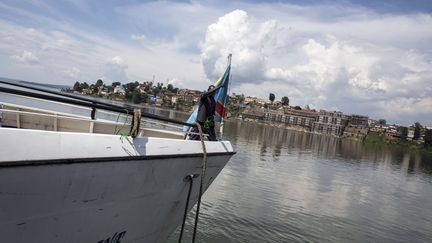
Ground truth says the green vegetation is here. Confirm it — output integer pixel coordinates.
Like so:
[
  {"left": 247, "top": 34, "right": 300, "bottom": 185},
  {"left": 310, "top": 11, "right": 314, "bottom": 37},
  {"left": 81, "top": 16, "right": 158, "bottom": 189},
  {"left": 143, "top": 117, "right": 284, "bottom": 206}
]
[
  {"left": 269, "top": 93, "right": 275, "bottom": 104},
  {"left": 281, "top": 96, "right": 289, "bottom": 106},
  {"left": 68, "top": 79, "right": 182, "bottom": 109},
  {"left": 365, "top": 132, "right": 432, "bottom": 154}
]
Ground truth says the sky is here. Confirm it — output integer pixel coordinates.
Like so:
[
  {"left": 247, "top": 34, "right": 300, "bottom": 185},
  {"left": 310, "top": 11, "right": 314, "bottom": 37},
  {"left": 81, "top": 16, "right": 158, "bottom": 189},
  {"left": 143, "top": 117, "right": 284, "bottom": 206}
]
[{"left": 0, "top": 0, "right": 431, "bottom": 125}]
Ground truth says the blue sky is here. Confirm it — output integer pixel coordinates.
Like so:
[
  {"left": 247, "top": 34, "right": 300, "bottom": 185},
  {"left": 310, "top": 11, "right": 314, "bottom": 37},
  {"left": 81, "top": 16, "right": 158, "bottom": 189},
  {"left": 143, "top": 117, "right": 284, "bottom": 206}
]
[{"left": 1, "top": 0, "right": 431, "bottom": 125}]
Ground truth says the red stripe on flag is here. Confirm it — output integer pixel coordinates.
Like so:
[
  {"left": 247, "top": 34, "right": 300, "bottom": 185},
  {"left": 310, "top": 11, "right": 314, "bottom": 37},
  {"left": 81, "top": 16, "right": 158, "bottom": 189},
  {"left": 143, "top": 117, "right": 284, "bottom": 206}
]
[{"left": 215, "top": 101, "right": 225, "bottom": 118}]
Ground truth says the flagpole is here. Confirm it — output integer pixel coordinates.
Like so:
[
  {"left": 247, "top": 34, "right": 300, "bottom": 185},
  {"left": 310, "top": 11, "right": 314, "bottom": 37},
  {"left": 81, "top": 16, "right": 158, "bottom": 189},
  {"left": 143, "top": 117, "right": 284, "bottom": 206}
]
[{"left": 219, "top": 53, "right": 232, "bottom": 136}]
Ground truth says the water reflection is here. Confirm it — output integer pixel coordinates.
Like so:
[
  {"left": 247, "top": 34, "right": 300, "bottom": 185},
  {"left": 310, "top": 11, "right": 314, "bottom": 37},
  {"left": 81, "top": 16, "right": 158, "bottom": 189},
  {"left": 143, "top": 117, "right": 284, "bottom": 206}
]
[{"left": 169, "top": 119, "right": 432, "bottom": 243}]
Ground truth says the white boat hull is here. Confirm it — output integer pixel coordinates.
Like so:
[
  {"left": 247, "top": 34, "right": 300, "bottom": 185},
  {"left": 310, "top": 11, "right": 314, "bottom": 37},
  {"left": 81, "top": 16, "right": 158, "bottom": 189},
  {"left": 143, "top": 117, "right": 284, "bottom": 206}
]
[{"left": 0, "top": 128, "right": 235, "bottom": 243}]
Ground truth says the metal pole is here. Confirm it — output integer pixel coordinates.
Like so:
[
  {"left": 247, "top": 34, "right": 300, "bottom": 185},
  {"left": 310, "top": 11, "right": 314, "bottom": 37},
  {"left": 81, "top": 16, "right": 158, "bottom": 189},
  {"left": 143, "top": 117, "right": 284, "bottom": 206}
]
[{"left": 219, "top": 54, "right": 232, "bottom": 136}]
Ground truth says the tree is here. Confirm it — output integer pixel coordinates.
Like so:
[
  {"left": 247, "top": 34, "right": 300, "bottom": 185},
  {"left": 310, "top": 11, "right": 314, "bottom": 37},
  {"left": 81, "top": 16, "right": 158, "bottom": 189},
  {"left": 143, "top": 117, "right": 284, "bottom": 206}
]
[
  {"left": 131, "top": 90, "right": 141, "bottom": 104},
  {"left": 281, "top": 96, "right": 289, "bottom": 106},
  {"left": 424, "top": 129, "right": 432, "bottom": 148},
  {"left": 398, "top": 126, "right": 408, "bottom": 140},
  {"left": 414, "top": 122, "right": 422, "bottom": 140},
  {"left": 91, "top": 84, "right": 98, "bottom": 94},
  {"left": 81, "top": 82, "right": 89, "bottom": 90},
  {"left": 294, "top": 106, "right": 302, "bottom": 110},
  {"left": 378, "top": 119, "right": 386, "bottom": 125},
  {"left": 112, "top": 81, "right": 121, "bottom": 87},
  {"left": 269, "top": 93, "right": 275, "bottom": 104},
  {"left": 95, "top": 79, "right": 104, "bottom": 87},
  {"left": 73, "top": 81, "right": 82, "bottom": 92},
  {"left": 167, "top": 84, "right": 174, "bottom": 92}
]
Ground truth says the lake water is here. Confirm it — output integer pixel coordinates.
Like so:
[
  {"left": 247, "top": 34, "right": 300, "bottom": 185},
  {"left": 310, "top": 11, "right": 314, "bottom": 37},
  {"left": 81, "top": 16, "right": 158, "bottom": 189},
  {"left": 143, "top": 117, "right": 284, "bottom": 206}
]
[{"left": 168, "top": 119, "right": 432, "bottom": 243}]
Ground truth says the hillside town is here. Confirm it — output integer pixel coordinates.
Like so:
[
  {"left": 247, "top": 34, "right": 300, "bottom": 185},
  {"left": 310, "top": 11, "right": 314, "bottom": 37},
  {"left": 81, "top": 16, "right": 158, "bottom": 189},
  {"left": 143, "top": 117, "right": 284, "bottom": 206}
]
[{"left": 67, "top": 80, "right": 432, "bottom": 148}]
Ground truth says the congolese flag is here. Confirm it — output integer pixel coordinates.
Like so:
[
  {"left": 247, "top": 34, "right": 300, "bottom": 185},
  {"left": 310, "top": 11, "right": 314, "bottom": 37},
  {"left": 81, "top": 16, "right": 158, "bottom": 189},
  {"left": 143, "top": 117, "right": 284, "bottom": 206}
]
[
  {"left": 183, "top": 61, "right": 231, "bottom": 132},
  {"left": 213, "top": 64, "right": 231, "bottom": 122}
]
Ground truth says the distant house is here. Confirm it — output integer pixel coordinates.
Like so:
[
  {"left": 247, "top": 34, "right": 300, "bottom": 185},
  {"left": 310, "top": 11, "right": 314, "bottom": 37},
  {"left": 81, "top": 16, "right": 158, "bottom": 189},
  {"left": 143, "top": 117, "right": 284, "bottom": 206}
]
[
  {"left": 244, "top": 96, "right": 269, "bottom": 106},
  {"left": 341, "top": 114, "right": 369, "bottom": 140},
  {"left": 342, "top": 125, "right": 369, "bottom": 141},
  {"left": 407, "top": 126, "right": 415, "bottom": 140},
  {"left": 176, "top": 89, "right": 202, "bottom": 104},
  {"left": 155, "top": 95, "right": 163, "bottom": 106},
  {"left": 171, "top": 95, "right": 180, "bottom": 104},
  {"left": 384, "top": 126, "right": 400, "bottom": 140},
  {"left": 114, "top": 85, "right": 125, "bottom": 95}
]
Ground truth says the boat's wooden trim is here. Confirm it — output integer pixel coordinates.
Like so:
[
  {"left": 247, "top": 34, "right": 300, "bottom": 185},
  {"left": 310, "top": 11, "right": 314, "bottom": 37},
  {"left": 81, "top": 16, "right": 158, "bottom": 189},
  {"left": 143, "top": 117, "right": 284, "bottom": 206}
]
[{"left": 0, "top": 151, "right": 236, "bottom": 168}]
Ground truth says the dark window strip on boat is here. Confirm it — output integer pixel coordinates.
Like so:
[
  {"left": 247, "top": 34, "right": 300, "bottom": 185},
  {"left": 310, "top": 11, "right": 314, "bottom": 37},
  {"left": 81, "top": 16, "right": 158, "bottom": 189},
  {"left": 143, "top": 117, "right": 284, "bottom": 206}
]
[{"left": 0, "top": 152, "right": 236, "bottom": 168}]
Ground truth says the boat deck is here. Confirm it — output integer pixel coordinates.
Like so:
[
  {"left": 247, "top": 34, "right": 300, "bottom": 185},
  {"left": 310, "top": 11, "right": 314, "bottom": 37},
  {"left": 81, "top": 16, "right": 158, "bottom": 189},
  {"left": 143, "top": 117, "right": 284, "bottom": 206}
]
[{"left": 0, "top": 102, "right": 185, "bottom": 140}]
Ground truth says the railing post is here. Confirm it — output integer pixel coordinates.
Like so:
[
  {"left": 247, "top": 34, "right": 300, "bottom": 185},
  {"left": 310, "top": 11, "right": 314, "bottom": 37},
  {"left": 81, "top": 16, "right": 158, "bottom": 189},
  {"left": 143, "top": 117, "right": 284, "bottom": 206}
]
[
  {"left": 91, "top": 102, "right": 96, "bottom": 120},
  {"left": 53, "top": 113, "right": 58, "bottom": 131},
  {"left": 16, "top": 108, "right": 20, "bottom": 128}
]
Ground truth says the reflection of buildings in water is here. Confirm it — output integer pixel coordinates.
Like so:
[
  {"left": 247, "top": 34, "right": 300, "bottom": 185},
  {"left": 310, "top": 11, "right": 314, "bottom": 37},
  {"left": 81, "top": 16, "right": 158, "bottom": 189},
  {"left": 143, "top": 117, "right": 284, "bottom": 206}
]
[
  {"left": 310, "top": 134, "right": 339, "bottom": 158},
  {"left": 225, "top": 120, "right": 432, "bottom": 177},
  {"left": 260, "top": 142, "right": 267, "bottom": 158},
  {"left": 272, "top": 130, "right": 286, "bottom": 159},
  {"left": 339, "top": 139, "right": 366, "bottom": 160}
]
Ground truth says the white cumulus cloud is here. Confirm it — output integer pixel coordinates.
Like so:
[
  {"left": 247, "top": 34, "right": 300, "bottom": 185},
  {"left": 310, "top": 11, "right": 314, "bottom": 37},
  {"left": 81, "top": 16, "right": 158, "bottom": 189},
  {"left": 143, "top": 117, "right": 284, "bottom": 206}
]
[
  {"left": 200, "top": 9, "right": 432, "bottom": 125},
  {"left": 130, "top": 34, "right": 146, "bottom": 41},
  {"left": 11, "top": 50, "right": 39, "bottom": 64},
  {"left": 201, "top": 10, "right": 274, "bottom": 82},
  {"left": 103, "top": 56, "right": 129, "bottom": 82}
]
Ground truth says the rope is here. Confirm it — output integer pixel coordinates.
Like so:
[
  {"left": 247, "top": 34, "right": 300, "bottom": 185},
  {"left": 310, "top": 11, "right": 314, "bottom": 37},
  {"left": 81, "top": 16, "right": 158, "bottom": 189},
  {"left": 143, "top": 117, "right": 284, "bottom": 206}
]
[
  {"left": 192, "top": 122, "right": 208, "bottom": 243},
  {"left": 129, "top": 108, "right": 141, "bottom": 138},
  {"left": 178, "top": 174, "right": 194, "bottom": 243}
]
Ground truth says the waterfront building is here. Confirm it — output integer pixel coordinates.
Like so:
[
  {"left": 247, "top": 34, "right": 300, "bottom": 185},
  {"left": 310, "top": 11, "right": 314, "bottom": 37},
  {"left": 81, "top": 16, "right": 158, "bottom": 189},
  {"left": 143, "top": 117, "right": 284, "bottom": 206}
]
[
  {"left": 342, "top": 114, "right": 369, "bottom": 140},
  {"left": 407, "top": 126, "right": 415, "bottom": 140},
  {"left": 349, "top": 114, "right": 369, "bottom": 127},
  {"left": 244, "top": 96, "right": 270, "bottom": 106},
  {"left": 264, "top": 108, "right": 318, "bottom": 128},
  {"left": 311, "top": 110, "right": 349, "bottom": 136},
  {"left": 384, "top": 126, "right": 400, "bottom": 140},
  {"left": 242, "top": 109, "right": 265, "bottom": 120},
  {"left": 368, "top": 119, "right": 377, "bottom": 127},
  {"left": 342, "top": 125, "right": 369, "bottom": 140},
  {"left": 176, "top": 89, "right": 202, "bottom": 103}
]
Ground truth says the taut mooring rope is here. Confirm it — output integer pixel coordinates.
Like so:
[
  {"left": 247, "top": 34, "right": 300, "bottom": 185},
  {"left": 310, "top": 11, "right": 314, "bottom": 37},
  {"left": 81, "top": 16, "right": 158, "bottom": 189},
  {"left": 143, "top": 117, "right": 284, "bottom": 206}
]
[{"left": 192, "top": 122, "right": 208, "bottom": 243}]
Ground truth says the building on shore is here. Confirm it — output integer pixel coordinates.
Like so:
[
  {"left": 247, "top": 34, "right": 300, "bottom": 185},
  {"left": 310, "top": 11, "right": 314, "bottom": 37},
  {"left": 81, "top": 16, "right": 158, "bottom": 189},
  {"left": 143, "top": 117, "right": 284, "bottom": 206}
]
[
  {"left": 342, "top": 125, "right": 369, "bottom": 140},
  {"left": 341, "top": 114, "right": 369, "bottom": 140},
  {"left": 241, "top": 109, "right": 265, "bottom": 120},
  {"left": 263, "top": 107, "right": 318, "bottom": 128},
  {"left": 349, "top": 115, "right": 369, "bottom": 127},
  {"left": 244, "top": 96, "right": 270, "bottom": 106},
  {"left": 384, "top": 125, "right": 400, "bottom": 140},
  {"left": 311, "top": 110, "right": 349, "bottom": 136},
  {"left": 173, "top": 89, "right": 202, "bottom": 104}
]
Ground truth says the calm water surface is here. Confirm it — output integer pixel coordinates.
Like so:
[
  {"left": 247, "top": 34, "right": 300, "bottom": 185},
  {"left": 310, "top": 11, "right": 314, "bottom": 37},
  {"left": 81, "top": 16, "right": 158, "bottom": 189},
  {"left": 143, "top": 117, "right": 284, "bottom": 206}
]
[{"left": 168, "top": 119, "right": 432, "bottom": 243}]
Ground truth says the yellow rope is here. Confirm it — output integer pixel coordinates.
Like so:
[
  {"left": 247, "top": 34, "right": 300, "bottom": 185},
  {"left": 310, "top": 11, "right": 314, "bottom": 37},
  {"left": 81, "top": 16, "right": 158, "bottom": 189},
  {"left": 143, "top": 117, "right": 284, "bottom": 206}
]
[{"left": 129, "top": 108, "right": 141, "bottom": 138}]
